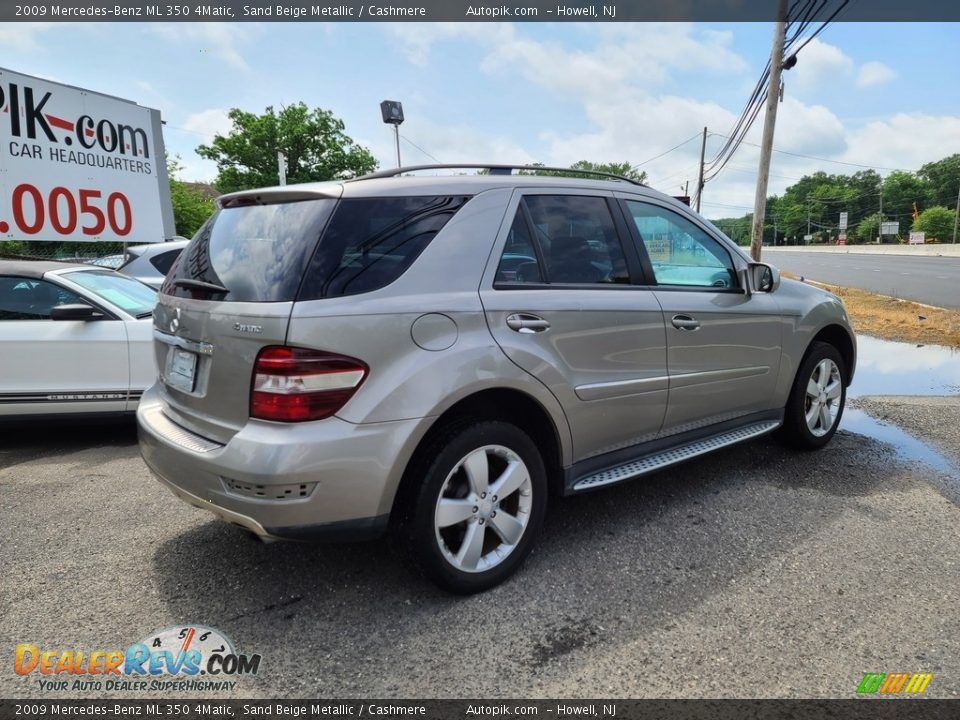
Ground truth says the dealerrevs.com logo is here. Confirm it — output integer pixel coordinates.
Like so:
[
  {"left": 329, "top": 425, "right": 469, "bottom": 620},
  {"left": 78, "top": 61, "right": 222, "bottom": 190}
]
[{"left": 14, "top": 626, "right": 261, "bottom": 693}]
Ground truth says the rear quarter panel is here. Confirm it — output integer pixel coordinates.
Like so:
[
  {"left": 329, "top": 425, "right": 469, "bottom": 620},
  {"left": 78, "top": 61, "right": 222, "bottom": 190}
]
[{"left": 286, "top": 187, "right": 574, "bottom": 462}]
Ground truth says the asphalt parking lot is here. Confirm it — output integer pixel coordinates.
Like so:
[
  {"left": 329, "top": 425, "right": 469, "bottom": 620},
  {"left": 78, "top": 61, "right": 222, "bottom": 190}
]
[{"left": 3, "top": 405, "right": 959, "bottom": 700}]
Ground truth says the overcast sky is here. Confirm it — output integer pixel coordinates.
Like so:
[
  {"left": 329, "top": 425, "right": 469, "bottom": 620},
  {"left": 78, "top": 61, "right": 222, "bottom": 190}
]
[{"left": 5, "top": 21, "right": 958, "bottom": 218}]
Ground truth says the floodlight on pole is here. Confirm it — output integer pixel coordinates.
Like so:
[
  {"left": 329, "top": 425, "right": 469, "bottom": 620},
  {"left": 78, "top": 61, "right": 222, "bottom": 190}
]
[{"left": 380, "top": 100, "right": 404, "bottom": 169}]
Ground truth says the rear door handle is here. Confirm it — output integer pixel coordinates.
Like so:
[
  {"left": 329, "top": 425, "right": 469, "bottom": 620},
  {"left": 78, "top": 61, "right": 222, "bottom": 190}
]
[
  {"left": 506, "top": 313, "right": 551, "bottom": 334},
  {"left": 671, "top": 314, "right": 700, "bottom": 331}
]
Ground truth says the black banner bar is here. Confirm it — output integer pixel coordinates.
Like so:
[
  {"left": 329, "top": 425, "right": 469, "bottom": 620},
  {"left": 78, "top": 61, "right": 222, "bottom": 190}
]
[
  {"left": 2, "top": 700, "right": 960, "bottom": 720},
  {"left": 3, "top": 0, "right": 960, "bottom": 23}
]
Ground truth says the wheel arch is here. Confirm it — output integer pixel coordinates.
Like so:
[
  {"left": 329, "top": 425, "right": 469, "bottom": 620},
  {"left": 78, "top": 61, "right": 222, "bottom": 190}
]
[
  {"left": 390, "top": 387, "right": 566, "bottom": 524},
  {"left": 807, "top": 323, "right": 856, "bottom": 386}
]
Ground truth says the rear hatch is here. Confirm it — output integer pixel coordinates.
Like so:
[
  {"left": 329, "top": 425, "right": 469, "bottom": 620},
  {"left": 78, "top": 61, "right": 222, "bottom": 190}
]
[{"left": 153, "top": 186, "right": 341, "bottom": 444}]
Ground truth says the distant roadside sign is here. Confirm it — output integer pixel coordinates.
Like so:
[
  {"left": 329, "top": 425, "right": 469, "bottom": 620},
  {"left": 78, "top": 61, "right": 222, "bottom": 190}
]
[
  {"left": 803, "top": 234, "right": 813, "bottom": 242},
  {"left": 881, "top": 221, "right": 900, "bottom": 235},
  {"left": 839, "top": 212, "right": 848, "bottom": 230},
  {"left": 909, "top": 231, "right": 925, "bottom": 245},
  {"left": 838, "top": 233, "right": 847, "bottom": 245}
]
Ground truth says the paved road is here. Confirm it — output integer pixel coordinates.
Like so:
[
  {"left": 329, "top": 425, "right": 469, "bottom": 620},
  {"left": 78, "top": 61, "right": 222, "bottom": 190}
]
[
  {"left": 2, "top": 414, "right": 959, "bottom": 699},
  {"left": 766, "top": 251, "right": 960, "bottom": 308}
]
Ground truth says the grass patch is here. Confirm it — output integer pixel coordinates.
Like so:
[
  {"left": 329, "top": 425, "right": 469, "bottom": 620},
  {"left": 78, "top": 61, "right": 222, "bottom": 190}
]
[{"left": 784, "top": 273, "right": 960, "bottom": 348}]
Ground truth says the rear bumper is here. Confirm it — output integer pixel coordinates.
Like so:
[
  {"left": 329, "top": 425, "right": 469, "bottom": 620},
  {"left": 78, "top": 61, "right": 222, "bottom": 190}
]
[{"left": 137, "top": 384, "right": 424, "bottom": 541}]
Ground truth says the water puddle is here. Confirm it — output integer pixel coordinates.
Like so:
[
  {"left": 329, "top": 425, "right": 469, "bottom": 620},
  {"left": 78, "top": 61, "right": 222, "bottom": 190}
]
[
  {"left": 840, "top": 335, "right": 960, "bottom": 493},
  {"left": 850, "top": 335, "right": 960, "bottom": 397}
]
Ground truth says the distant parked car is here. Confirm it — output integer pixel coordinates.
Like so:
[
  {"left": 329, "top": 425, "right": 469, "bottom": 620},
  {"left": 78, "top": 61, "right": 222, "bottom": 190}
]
[
  {"left": 89, "top": 254, "right": 125, "bottom": 269},
  {"left": 0, "top": 260, "right": 158, "bottom": 419},
  {"left": 117, "top": 239, "right": 189, "bottom": 289}
]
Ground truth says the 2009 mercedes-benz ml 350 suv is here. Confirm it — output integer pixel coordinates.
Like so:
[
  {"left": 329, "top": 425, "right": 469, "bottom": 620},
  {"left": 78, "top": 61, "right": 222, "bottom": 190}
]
[{"left": 138, "top": 164, "right": 856, "bottom": 594}]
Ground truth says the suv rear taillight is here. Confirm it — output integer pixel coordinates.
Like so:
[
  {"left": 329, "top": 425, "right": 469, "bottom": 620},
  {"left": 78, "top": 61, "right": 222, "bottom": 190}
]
[{"left": 251, "top": 346, "right": 368, "bottom": 422}]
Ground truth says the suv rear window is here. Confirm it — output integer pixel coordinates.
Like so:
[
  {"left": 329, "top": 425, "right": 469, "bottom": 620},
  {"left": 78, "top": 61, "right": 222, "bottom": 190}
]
[
  {"left": 298, "top": 195, "right": 470, "bottom": 299},
  {"left": 163, "top": 199, "right": 336, "bottom": 302}
]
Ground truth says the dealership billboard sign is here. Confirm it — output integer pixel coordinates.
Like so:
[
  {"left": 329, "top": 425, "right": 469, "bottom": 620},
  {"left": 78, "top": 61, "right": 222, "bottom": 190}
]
[{"left": 0, "top": 66, "right": 175, "bottom": 242}]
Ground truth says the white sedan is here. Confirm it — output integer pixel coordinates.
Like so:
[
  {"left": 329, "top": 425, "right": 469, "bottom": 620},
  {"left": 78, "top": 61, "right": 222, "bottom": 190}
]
[{"left": 0, "top": 260, "right": 158, "bottom": 419}]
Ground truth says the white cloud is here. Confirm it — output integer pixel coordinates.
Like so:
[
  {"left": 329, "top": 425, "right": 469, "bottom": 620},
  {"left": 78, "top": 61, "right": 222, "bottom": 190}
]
[
  {"left": 182, "top": 108, "right": 233, "bottom": 139},
  {"left": 167, "top": 109, "right": 234, "bottom": 181},
  {"left": 151, "top": 23, "right": 254, "bottom": 70},
  {"left": 385, "top": 23, "right": 510, "bottom": 67},
  {"left": 790, "top": 38, "right": 855, "bottom": 91},
  {"left": 842, "top": 113, "right": 960, "bottom": 172},
  {"left": 857, "top": 61, "right": 897, "bottom": 88},
  {"left": 0, "top": 23, "right": 55, "bottom": 51},
  {"left": 389, "top": 23, "right": 746, "bottom": 101},
  {"left": 369, "top": 119, "right": 537, "bottom": 168}
]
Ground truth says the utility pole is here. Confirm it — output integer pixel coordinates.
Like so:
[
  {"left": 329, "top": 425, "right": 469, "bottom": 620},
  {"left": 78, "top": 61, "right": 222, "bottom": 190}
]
[
  {"left": 695, "top": 126, "right": 707, "bottom": 213},
  {"left": 393, "top": 125, "right": 401, "bottom": 169},
  {"left": 749, "top": 0, "right": 788, "bottom": 262},
  {"left": 878, "top": 187, "right": 883, "bottom": 243},
  {"left": 277, "top": 150, "right": 287, "bottom": 186},
  {"left": 953, "top": 184, "right": 959, "bottom": 244}
]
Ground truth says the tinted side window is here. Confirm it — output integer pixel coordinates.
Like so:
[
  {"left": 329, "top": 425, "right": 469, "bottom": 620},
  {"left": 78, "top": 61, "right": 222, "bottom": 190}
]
[
  {"left": 495, "top": 212, "right": 542, "bottom": 284},
  {"left": 523, "top": 195, "right": 629, "bottom": 284},
  {"left": 299, "top": 195, "right": 470, "bottom": 299},
  {"left": 626, "top": 201, "right": 738, "bottom": 289},
  {"left": 149, "top": 249, "right": 183, "bottom": 275},
  {"left": 0, "top": 277, "right": 83, "bottom": 320}
]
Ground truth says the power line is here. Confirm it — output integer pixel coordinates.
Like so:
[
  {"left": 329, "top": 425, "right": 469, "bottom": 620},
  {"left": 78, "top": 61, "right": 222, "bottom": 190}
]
[
  {"left": 699, "top": 0, "right": 851, "bottom": 193},
  {"left": 708, "top": 132, "right": 903, "bottom": 171},
  {"left": 399, "top": 134, "right": 441, "bottom": 163},
  {"left": 632, "top": 132, "right": 704, "bottom": 169}
]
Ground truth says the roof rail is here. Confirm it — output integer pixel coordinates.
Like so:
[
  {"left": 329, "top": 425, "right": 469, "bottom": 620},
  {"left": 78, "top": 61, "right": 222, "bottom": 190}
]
[{"left": 350, "top": 163, "right": 647, "bottom": 187}]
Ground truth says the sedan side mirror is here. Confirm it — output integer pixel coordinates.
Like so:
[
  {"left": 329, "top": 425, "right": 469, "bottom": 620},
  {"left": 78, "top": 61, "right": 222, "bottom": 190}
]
[
  {"left": 748, "top": 262, "right": 780, "bottom": 293},
  {"left": 50, "top": 303, "right": 101, "bottom": 321}
]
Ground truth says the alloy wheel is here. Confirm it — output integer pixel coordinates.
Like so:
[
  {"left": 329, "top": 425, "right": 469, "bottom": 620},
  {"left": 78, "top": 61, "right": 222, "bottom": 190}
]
[{"left": 433, "top": 444, "right": 533, "bottom": 573}]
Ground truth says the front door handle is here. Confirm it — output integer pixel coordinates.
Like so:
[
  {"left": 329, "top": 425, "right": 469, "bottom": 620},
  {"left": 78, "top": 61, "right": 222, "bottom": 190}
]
[
  {"left": 671, "top": 314, "right": 701, "bottom": 331},
  {"left": 506, "top": 313, "right": 551, "bottom": 334}
]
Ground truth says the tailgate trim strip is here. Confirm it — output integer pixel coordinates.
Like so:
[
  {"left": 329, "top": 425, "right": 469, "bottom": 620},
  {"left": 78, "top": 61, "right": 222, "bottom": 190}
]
[
  {"left": 154, "top": 329, "right": 214, "bottom": 356},
  {"left": 142, "top": 405, "right": 223, "bottom": 453}
]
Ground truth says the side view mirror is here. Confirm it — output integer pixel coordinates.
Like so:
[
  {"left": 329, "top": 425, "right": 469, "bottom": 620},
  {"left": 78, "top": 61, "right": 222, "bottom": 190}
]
[
  {"left": 50, "top": 303, "right": 101, "bottom": 321},
  {"left": 748, "top": 262, "right": 780, "bottom": 293}
]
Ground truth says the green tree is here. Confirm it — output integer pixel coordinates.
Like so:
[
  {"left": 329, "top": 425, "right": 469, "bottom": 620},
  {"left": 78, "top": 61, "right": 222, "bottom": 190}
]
[
  {"left": 567, "top": 160, "right": 648, "bottom": 184},
  {"left": 882, "top": 171, "right": 933, "bottom": 230},
  {"left": 855, "top": 212, "right": 883, "bottom": 244},
  {"left": 517, "top": 161, "right": 647, "bottom": 183},
  {"left": 197, "top": 103, "right": 377, "bottom": 193},
  {"left": 912, "top": 206, "right": 956, "bottom": 242},
  {"left": 918, "top": 154, "right": 960, "bottom": 209},
  {"left": 167, "top": 156, "right": 216, "bottom": 237}
]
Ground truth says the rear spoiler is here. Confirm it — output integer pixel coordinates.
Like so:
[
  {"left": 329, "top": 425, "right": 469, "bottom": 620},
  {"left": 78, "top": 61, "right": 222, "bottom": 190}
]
[{"left": 218, "top": 184, "right": 343, "bottom": 209}]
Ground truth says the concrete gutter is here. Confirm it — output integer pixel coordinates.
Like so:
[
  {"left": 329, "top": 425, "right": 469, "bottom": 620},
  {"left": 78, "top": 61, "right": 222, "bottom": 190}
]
[{"left": 764, "top": 244, "right": 960, "bottom": 257}]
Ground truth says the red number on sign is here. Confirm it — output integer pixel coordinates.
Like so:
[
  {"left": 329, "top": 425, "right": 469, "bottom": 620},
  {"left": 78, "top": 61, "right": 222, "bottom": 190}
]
[
  {"left": 107, "top": 192, "right": 132, "bottom": 236},
  {"left": 12, "top": 184, "right": 44, "bottom": 235},
  {"left": 49, "top": 186, "right": 78, "bottom": 235},
  {"left": 78, "top": 189, "right": 106, "bottom": 236}
]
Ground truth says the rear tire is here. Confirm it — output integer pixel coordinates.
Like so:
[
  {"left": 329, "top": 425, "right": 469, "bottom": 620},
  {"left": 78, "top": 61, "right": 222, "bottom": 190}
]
[
  {"left": 398, "top": 419, "right": 547, "bottom": 594},
  {"left": 781, "top": 341, "right": 847, "bottom": 450}
]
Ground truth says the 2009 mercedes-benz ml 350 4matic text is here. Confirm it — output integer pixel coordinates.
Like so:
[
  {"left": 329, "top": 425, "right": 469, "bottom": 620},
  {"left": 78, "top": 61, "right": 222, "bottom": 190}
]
[{"left": 138, "top": 164, "right": 856, "bottom": 594}]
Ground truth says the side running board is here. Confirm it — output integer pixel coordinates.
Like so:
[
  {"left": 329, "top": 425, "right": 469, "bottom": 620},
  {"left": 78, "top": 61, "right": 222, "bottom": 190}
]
[{"left": 572, "top": 420, "right": 781, "bottom": 492}]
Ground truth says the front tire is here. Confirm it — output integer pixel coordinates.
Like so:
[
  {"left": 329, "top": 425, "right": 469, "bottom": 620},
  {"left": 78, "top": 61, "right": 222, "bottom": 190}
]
[
  {"left": 782, "top": 341, "right": 847, "bottom": 450},
  {"left": 400, "top": 420, "right": 547, "bottom": 594}
]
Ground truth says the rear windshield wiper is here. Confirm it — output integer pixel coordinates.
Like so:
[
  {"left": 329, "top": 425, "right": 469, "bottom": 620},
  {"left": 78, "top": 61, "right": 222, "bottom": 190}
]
[{"left": 172, "top": 278, "right": 229, "bottom": 293}]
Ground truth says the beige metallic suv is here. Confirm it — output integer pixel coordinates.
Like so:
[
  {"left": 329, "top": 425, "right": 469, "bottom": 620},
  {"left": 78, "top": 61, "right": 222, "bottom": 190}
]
[{"left": 138, "top": 164, "right": 856, "bottom": 593}]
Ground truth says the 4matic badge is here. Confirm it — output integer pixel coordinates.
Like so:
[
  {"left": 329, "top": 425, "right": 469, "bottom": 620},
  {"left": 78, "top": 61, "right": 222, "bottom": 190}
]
[{"left": 14, "top": 625, "right": 261, "bottom": 693}]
